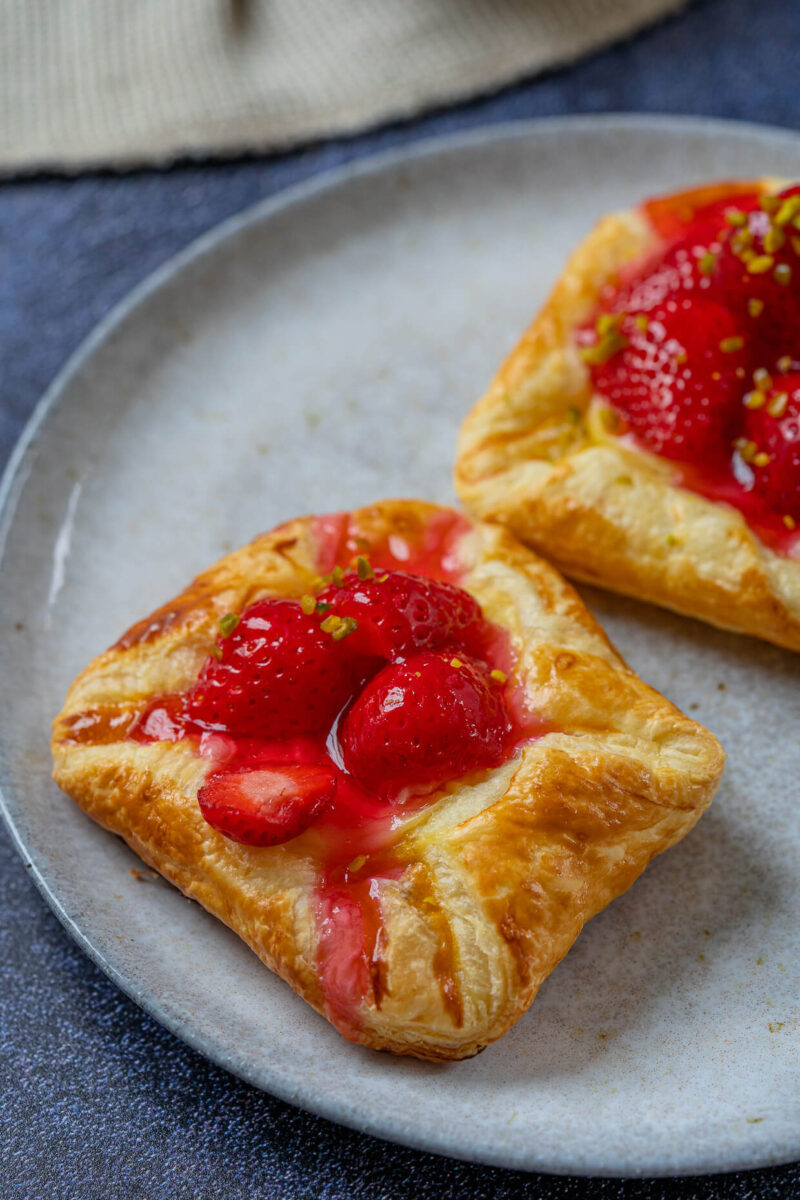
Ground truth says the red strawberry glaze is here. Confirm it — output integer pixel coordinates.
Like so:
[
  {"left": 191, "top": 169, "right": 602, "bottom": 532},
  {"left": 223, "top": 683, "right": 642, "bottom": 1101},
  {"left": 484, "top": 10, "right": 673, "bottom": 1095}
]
[
  {"left": 84, "top": 511, "right": 553, "bottom": 1040},
  {"left": 580, "top": 181, "right": 800, "bottom": 556}
]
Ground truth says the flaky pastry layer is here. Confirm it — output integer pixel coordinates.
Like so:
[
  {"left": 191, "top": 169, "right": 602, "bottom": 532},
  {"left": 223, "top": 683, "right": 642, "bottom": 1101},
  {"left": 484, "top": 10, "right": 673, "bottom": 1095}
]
[
  {"left": 455, "top": 180, "right": 800, "bottom": 651},
  {"left": 52, "top": 500, "right": 723, "bottom": 1059}
]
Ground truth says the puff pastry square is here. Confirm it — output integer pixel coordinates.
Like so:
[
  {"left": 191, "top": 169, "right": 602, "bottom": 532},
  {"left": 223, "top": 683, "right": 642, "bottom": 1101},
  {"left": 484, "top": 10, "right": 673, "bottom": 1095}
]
[
  {"left": 52, "top": 500, "right": 723, "bottom": 1060},
  {"left": 455, "top": 179, "right": 800, "bottom": 651}
]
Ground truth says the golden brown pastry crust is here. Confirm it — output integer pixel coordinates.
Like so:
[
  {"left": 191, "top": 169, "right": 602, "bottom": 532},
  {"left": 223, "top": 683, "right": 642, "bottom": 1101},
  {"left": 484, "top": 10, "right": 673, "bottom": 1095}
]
[
  {"left": 455, "top": 179, "right": 800, "bottom": 651},
  {"left": 52, "top": 500, "right": 723, "bottom": 1060}
]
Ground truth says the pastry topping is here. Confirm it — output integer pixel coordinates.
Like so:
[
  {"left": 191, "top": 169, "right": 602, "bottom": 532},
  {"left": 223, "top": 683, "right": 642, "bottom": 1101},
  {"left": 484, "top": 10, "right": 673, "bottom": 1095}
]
[
  {"left": 185, "top": 597, "right": 379, "bottom": 737},
  {"left": 118, "top": 513, "right": 547, "bottom": 1034},
  {"left": 741, "top": 376, "right": 800, "bottom": 518},
  {"left": 140, "top": 559, "right": 530, "bottom": 850},
  {"left": 314, "top": 568, "right": 483, "bottom": 661},
  {"left": 339, "top": 651, "right": 510, "bottom": 795},
  {"left": 197, "top": 763, "right": 338, "bottom": 846},
  {"left": 580, "top": 182, "right": 800, "bottom": 549}
]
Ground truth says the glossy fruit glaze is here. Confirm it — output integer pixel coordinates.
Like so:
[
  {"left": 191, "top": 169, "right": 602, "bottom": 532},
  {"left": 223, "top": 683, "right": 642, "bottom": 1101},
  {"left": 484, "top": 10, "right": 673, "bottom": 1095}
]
[
  {"left": 63, "top": 510, "right": 549, "bottom": 1038},
  {"left": 577, "top": 180, "right": 800, "bottom": 555}
]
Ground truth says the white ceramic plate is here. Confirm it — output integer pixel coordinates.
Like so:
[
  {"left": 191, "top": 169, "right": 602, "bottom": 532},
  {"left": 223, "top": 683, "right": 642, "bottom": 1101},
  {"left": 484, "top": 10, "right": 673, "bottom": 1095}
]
[{"left": 1, "top": 116, "right": 799, "bottom": 1178}]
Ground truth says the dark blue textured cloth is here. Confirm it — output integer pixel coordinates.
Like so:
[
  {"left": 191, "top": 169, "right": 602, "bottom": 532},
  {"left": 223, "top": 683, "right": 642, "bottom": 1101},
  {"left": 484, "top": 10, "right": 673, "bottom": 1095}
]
[{"left": 2, "top": 1, "right": 799, "bottom": 1195}]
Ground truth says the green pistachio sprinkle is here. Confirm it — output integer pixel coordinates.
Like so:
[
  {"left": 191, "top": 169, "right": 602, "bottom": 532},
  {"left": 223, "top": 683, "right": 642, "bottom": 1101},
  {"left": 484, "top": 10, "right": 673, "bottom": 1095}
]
[
  {"left": 580, "top": 330, "right": 628, "bottom": 366},
  {"left": 356, "top": 556, "right": 373, "bottom": 581},
  {"left": 330, "top": 616, "right": 358, "bottom": 642},
  {"left": 725, "top": 208, "right": 747, "bottom": 226},
  {"left": 746, "top": 254, "right": 774, "bottom": 274},
  {"left": 218, "top": 613, "right": 239, "bottom": 637},
  {"left": 331, "top": 565, "right": 344, "bottom": 586},
  {"left": 315, "top": 601, "right": 331, "bottom": 614},
  {"left": 209, "top": 645, "right": 223, "bottom": 661}
]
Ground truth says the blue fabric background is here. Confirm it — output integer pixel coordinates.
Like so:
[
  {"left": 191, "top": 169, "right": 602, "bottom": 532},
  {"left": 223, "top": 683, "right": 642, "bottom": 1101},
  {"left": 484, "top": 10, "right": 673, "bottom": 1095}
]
[{"left": 2, "top": 0, "right": 798, "bottom": 1195}]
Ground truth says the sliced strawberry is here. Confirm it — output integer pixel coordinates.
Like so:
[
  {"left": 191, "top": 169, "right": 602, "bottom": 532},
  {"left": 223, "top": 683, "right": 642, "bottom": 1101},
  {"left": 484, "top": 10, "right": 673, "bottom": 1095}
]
[
  {"left": 339, "top": 650, "right": 509, "bottom": 796},
  {"left": 197, "top": 763, "right": 337, "bottom": 846},
  {"left": 592, "top": 298, "right": 749, "bottom": 461},
  {"left": 710, "top": 186, "right": 800, "bottom": 359},
  {"left": 185, "top": 598, "right": 378, "bottom": 738},
  {"left": 742, "top": 376, "right": 800, "bottom": 520},
  {"left": 315, "top": 569, "right": 482, "bottom": 661}
]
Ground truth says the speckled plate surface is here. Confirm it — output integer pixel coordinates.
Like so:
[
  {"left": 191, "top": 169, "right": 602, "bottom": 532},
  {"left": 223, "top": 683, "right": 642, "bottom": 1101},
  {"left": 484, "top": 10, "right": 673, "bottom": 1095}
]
[{"left": 1, "top": 116, "right": 798, "bottom": 1178}]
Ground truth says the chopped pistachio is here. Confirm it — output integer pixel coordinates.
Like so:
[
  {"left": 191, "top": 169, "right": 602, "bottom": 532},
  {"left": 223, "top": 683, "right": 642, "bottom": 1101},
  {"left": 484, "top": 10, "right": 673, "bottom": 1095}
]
[
  {"left": 748, "top": 297, "right": 764, "bottom": 317},
  {"left": 300, "top": 594, "right": 316, "bottom": 616},
  {"left": 774, "top": 262, "right": 792, "bottom": 285},
  {"left": 774, "top": 194, "right": 800, "bottom": 226},
  {"left": 634, "top": 314, "right": 649, "bottom": 332},
  {"left": 331, "top": 616, "right": 358, "bottom": 642},
  {"left": 764, "top": 225, "right": 786, "bottom": 253},
  {"left": 450, "top": 657, "right": 463, "bottom": 669},
  {"left": 580, "top": 335, "right": 627, "bottom": 366},
  {"left": 725, "top": 207, "right": 748, "bottom": 226},
  {"left": 315, "top": 601, "right": 331, "bottom": 614},
  {"left": 331, "top": 565, "right": 344, "bottom": 586},
  {"left": 784, "top": 514, "right": 797, "bottom": 530},
  {"left": 320, "top": 614, "right": 343, "bottom": 634},
  {"left": 490, "top": 669, "right": 507, "bottom": 684},
  {"left": 734, "top": 437, "right": 758, "bottom": 463},
  {"left": 719, "top": 336, "right": 744, "bottom": 353},
  {"left": 753, "top": 451, "right": 770, "bottom": 467},
  {"left": 698, "top": 251, "right": 716, "bottom": 275},
  {"left": 209, "top": 645, "right": 223, "bottom": 661},
  {"left": 356, "top": 555, "right": 373, "bottom": 581},
  {"left": 347, "top": 855, "right": 367, "bottom": 874},
  {"left": 760, "top": 194, "right": 780, "bottom": 214},
  {"left": 754, "top": 368, "right": 772, "bottom": 391},
  {"left": 218, "top": 613, "right": 239, "bottom": 637},
  {"left": 767, "top": 391, "right": 788, "bottom": 418},
  {"left": 747, "top": 254, "right": 774, "bottom": 274},
  {"left": 743, "top": 391, "right": 766, "bottom": 410},
  {"left": 615, "top": 474, "right": 634, "bottom": 486},
  {"left": 596, "top": 312, "right": 623, "bottom": 335},
  {"left": 777, "top": 355, "right": 793, "bottom": 372}
]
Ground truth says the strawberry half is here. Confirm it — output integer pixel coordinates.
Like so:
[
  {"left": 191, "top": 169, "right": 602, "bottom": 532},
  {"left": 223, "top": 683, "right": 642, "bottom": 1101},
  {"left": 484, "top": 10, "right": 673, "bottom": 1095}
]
[
  {"left": 315, "top": 569, "right": 482, "bottom": 661},
  {"left": 591, "top": 298, "right": 749, "bottom": 461},
  {"left": 185, "top": 598, "right": 379, "bottom": 738},
  {"left": 339, "top": 650, "right": 509, "bottom": 796},
  {"left": 197, "top": 763, "right": 338, "bottom": 846},
  {"left": 742, "top": 375, "right": 800, "bottom": 520}
]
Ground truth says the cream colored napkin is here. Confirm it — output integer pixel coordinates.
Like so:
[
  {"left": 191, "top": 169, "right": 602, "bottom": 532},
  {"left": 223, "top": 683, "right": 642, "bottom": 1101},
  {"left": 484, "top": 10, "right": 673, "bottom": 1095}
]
[{"left": 1, "top": 0, "right": 686, "bottom": 173}]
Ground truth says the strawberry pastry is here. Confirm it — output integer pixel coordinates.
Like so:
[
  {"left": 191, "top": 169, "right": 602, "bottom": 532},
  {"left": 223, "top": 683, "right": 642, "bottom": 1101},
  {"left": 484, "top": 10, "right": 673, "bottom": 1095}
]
[
  {"left": 52, "top": 501, "right": 722, "bottom": 1058},
  {"left": 457, "top": 180, "right": 800, "bottom": 650}
]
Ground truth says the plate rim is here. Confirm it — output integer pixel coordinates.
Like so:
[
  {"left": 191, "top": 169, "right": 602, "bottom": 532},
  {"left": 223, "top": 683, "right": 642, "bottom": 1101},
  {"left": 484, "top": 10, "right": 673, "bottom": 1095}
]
[{"left": 2, "top": 112, "right": 800, "bottom": 1179}]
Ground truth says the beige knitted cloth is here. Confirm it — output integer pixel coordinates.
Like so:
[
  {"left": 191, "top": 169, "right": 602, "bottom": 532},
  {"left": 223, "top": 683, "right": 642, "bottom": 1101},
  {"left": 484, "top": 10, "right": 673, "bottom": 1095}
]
[{"left": 1, "top": 0, "right": 686, "bottom": 173}]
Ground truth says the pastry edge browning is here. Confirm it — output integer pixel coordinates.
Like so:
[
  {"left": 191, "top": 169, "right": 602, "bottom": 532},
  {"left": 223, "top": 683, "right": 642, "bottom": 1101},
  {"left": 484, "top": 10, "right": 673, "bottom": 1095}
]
[
  {"left": 52, "top": 501, "right": 724, "bottom": 1060},
  {"left": 454, "top": 181, "right": 800, "bottom": 652}
]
